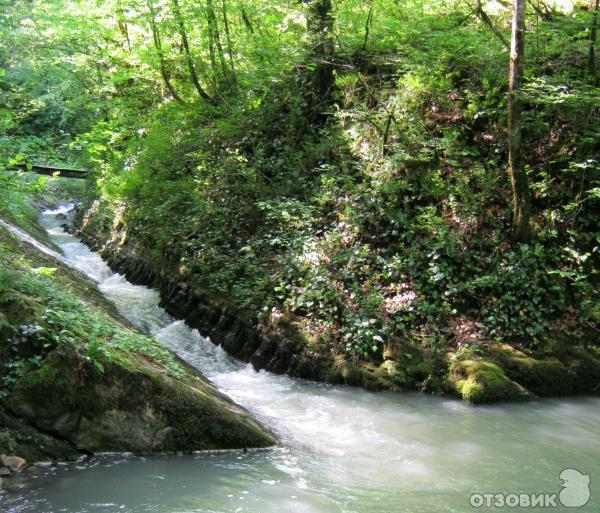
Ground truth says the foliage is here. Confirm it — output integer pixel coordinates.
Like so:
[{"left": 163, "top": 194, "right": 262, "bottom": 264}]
[
  {"left": 0, "top": 235, "right": 184, "bottom": 394},
  {"left": 0, "top": 428, "right": 17, "bottom": 454},
  {"left": 1, "top": 0, "right": 599, "bottom": 369}
]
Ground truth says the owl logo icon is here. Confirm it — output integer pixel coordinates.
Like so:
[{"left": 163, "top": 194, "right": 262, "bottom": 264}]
[{"left": 559, "top": 468, "right": 591, "bottom": 508}]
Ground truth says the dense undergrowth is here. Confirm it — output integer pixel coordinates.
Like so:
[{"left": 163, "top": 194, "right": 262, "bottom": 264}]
[
  {"left": 2, "top": 0, "right": 599, "bottom": 400},
  {"left": 84, "top": 12, "right": 599, "bottom": 356}
]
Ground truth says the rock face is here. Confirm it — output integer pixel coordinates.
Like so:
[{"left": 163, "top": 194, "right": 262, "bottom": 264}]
[
  {"left": 0, "top": 220, "right": 276, "bottom": 463},
  {"left": 6, "top": 346, "right": 275, "bottom": 454},
  {"left": 0, "top": 406, "right": 83, "bottom": 463},
  {"left": 0, "top": 455, "right": 27, "bottom": 473}
]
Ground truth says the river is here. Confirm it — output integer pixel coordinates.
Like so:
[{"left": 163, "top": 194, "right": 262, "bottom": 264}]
[{"left": 1, "top": 205, "right": 599, "bottom": 513}]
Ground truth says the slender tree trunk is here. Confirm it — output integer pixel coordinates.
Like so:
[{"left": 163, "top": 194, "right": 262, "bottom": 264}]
[
  {"left": 170, "top": 0, "right": 213, "bottom": 102},
  {"left": 305, "top": 0, "right": 335, "bottom": 122},
  {"left": 240, "top": 5, "right": 255, "bottom": 34},
  {"left": 589, "top": 0, "right": 599, "bottom": 84},
  {"left": 206, "top": 0, "right": 232, "bottom": 90},
  {"left": 362, "top": 0, "right": 375, "bottom": 52},
  {"left": 206, "top": 6, "right": 217, "bottom": 77},
  {"left": 147, "top": 0, "right": 185, "bottom": 104},
  {"left": 508, "top": 0, "right": 531, "bottom": 241},
  {"left": 222, "top": 0, "right": 238, "bottom": 91},
  {"left": 116, "top": 0, "right": 131, "bottom": 51}
]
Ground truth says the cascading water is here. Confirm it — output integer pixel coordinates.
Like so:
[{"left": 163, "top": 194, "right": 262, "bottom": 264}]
[{"left": 1, "top": 206, "right": 599, "bottom": 513}]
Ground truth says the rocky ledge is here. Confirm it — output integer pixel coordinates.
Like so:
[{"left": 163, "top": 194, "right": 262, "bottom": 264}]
[{"left": 0, "top": 220, "right": 276, "bottom": 466}]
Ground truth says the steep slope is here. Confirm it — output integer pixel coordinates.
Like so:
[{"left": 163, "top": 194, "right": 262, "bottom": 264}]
[{"left": 0, "top": 216, "right": 275, "bottom": 464}]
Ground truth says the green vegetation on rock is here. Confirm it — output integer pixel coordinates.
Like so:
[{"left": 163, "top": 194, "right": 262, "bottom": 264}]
[
  {"left": 447, "top": 359, "right": 531, "bottom": 404},
  {"left": 0, "top": 212, "right": 275, "bottom": 462}
]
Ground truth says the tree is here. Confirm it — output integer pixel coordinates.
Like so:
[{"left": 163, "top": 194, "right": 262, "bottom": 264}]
[
  {"left": 221, "top": 0, "right": 237, "bottom": 92},
  {"left": 205, "top": 0, "right": 234, "bottom": 93},
  {"left": 147, "top": 0, "right": 185, "bottom": 105},
  {"left": 304, "top": 0, "right": 335, "bottom": 122},
  {"left": 589, "top": 0, "right": 599, "bottom": 85},
  {"left": 115, "top": 0, "right": 131, "bottom": 52},
  {"left": 507, "top": 0, "right": 531, "bottom": 241},
  {"left": 170, "top": 0, "right": 213, "bottom": 102},
  {"left": 362, "top": 0, "right": 375, "bottom": 52}
]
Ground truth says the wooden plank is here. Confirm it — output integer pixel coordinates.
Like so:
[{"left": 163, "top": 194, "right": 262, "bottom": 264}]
[{"left": 11, "top": 163, "right": 88, "bottom": 179}]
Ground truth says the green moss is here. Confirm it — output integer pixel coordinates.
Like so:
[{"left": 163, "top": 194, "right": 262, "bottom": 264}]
[
  {"left": 487, "top": 344, "right": 600, "bottom": 397},
  {"left": 0, "top": 216, "right": 275, "bottom": 461},
  {"left": 379, "top": 360, "right": 408, "bottom": 388},
  {"left": 359, "top": 364, "right": 388, "bottom": 391},
  {"left": 448, "top": 359, "right": 532, "bottom": 404},
  {"left": 337, "top": 361, "right": 363, "bottom": 387},
  {"left": 325, "top": 358, "right": 410, "bottom": 391},
  {"left": 7, "top": 347, "right": 112, "bottom": 422}
]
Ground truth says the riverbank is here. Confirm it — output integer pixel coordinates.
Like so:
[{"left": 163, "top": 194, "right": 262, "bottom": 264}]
[
  {"left": 0, "top": 204, "right": 276, "bottom": 471},
  {"left": 5, "top": 209, "right": 600, "bottom": 510},
  {"left": 76, "top": 199, "right": 600, "bottom": 403}
]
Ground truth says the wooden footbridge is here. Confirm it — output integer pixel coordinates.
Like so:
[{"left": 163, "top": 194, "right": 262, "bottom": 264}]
[{"left": 10, "top": 163, "right": 88, "bottom": 179}]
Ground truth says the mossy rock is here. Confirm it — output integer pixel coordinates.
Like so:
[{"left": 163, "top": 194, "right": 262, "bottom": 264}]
[
  {"left": 447, "top": 359, "right": 533, "bottom": 404},
  {"left": 379, "top": 360, "right": 409, "bottom": 389},
  {"left": 324, "top": 358, "right": 409, "bottom": 391},
  {"left": 337, "top": 361, "right": 364, "bottom": 387},
  {"left": 357, "top": 361, "right": 408, "bottom": 391},
  {"left": 488, "top": 344, "right": 600, "bottom": 397},
  {"left": 0, "top": 408, "right": 82, "bottom": 462},
  {"left": 1, "top": 218, "right": 275, "bottom": 462},
  {"left": 7, "top": 346, "right": 276, "bottom": 456}
]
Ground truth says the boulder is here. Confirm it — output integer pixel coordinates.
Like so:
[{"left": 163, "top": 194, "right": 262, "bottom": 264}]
[
  {"left": 7, "top": 347, "right": 276, "bottom": 454},
  {"left": 447, "top": 359, "right": 532, "bottom": 404},
  {"left": 0, "top": 220, "right": 275, "bottom": 464},
  {"left": 0, "top": 455, "right": 27, "bottom": 473}
]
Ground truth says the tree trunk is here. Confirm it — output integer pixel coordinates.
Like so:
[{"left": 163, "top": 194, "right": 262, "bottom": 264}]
[
  {"left": 206, "top": 0, "right": 232, "bottom": 91},
  {"left": 170, "top": 0, "right": 213, "bottom": 102},
  {"left": 222, "top": 0, "right": 238, "bottom": 91},
  {"left": 240, "top": 5, "right": 255, "bottom": 34},
  {"left": 147, "top": 0, "right": 185, "bottom": 105},
  {"left": 305, "top": 0, "right": 335, "bottom": 122},
  {"left": 362, "top": 1, "right": 375, "bottom": 52},
  {"left": 116, "top": 0, "right": 131, "bottom": 51},
  {"left": 508, "top": 0, "right": 531, "bottom": 241},
  {"left": 588, "top": 0, "right": 599, "bottom": 84}
]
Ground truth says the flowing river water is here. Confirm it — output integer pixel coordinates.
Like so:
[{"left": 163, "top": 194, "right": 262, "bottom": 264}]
[{"left": 1, "top": 205, "right": 600, "bottom": 513}]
